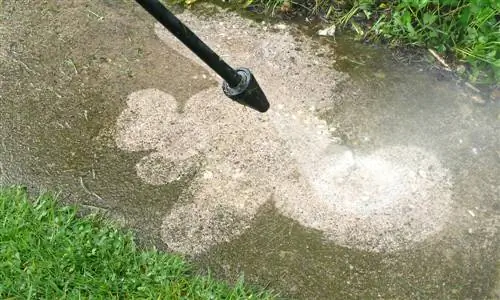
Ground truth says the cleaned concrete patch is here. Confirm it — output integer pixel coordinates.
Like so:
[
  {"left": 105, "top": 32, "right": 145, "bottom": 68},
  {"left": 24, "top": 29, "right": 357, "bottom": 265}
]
[
  {"left": 116, "top": 87, "right": 285, "bottom": 254},
  {"left": 115, "top": 8, "right": 455, "bottom": 254}
]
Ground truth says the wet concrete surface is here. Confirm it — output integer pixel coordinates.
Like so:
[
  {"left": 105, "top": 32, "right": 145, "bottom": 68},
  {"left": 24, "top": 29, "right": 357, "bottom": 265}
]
[
  {"left": 1, "top": 1, "right": 499, "bottom": 299},
  {"left": 0, "top": 0, "right": 214, "bottom": 236}
]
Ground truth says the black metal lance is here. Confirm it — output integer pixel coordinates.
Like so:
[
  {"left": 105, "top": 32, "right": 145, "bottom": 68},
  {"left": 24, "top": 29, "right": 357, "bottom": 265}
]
[{"left": 134, "top": 0, "right": 270, "bottom": 112}]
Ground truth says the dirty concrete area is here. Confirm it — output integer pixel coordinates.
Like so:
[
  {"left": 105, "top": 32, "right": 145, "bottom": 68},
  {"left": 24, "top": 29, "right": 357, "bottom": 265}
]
[
  {"left": 1, "top": 1, "right": 499, "bottom": 299},
  {"left": 0, "top": 0, "right": 214, "bottom": 235}
]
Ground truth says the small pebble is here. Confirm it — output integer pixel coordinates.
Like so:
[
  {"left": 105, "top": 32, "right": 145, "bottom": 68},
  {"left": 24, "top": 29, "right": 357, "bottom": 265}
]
[
  {"left": 274, "top": 24, "right": 287, "bottom": 30},
  {"left": 317, "top": 24, "right": 336, "bottom": 37},
  {"left": 203, "top": 171, "right": 213, "bottom": 179},
  {"left": 489, "top": 88, "right": 500, "bottom": 101},
  {"left": 471, "top": 95, "right": 486, "bottom": 105}
]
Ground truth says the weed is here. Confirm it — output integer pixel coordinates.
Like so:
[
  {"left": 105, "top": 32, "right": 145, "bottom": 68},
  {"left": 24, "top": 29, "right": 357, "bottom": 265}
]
[
  {"left": 171, "top": 0, "right": 499, "bottom": 84},
  {"left": 361, "top": 0, "right": 499, "bottom": 84}
]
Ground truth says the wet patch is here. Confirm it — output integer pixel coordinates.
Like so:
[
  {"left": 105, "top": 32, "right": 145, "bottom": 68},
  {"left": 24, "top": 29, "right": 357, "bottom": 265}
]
[
  {"left": 116, "top": 87, "right": 283, "bottom": 253},
  {"left": 0, "top": 0, "right": 214, "bottom": 239},
  {"left": 286, "top": 145, "right": 453, "bottom": 252},
  {"left": 113, "top": 7, "right": 456, "bottom": 255},
  {"left": 2, "top": 1, "right": 499, "bottom": 298}
]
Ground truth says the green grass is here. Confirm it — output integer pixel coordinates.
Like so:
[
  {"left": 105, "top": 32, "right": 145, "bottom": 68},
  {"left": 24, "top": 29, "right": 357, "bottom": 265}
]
[{"left": 0, "top": 186, "right": 274, "bottom": 299}]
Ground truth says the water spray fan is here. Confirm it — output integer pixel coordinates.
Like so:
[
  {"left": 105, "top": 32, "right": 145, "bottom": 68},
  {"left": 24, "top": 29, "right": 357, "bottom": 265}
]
[{"left": 134, "top": 0, "right": 270, "bottom": 113}]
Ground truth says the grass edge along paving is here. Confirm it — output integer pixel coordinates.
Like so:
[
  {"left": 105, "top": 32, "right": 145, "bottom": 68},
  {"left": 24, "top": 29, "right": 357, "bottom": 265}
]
[
  {"left": 171, "top": 0, "right": 499, "bottom": 86},
  {"left": 0, "top": 186, "right": 275, "bottom": 299}
]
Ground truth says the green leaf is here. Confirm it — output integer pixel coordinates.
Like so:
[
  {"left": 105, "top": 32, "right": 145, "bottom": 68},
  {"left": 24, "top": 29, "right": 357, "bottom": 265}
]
[
  {"left": 466, "top": 27, "right": 478, "bottom": 39},
  {"left": 418, "top": 0, "right": 430, "bottom": 9},
  {"left": 436, "top": 44, "right": 446, "bottom": 53},
  {"left": 402, "top": 10, "right": 412, "bottom": 25},
  {"left": 441, "top": 0, "right": 459, "bottom": 5},
  {"left": 458, "top": 7, "right": 471, "bottom": 26},
  {"left": 429, "top": 31, "right": 438, "bottom": 38},
  {"left": 423, "top": 13, "right": 437, "bottom": 25}
]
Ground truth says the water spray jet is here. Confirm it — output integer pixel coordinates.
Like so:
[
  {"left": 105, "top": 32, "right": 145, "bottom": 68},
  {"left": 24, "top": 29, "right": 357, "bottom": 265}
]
[{"left": 134, "top": 0, "right": 270, "bottom": 113}]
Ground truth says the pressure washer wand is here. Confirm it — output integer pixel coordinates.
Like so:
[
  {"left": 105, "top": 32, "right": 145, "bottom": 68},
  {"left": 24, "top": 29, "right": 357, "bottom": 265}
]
[{"left": 134, "top": 0, "right": 270, "bottom": 113}]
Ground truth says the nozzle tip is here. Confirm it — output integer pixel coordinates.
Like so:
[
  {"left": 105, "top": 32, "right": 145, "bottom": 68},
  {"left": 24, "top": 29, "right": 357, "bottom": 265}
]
[{"left": 222, "top": 68, "right": 270, "bottom": 113}]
